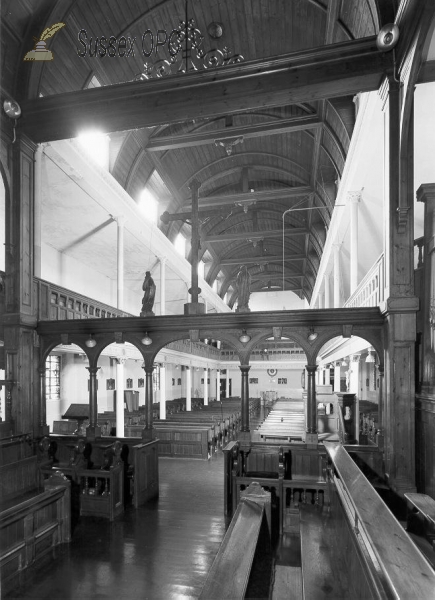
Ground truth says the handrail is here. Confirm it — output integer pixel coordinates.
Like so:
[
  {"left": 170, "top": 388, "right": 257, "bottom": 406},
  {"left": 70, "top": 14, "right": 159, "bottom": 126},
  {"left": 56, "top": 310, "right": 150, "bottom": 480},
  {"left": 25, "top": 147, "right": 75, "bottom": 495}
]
[
  {"left": 199, "top": 481, "right": 269, "bottom": 600},
  {"left": 324, "top": 442, "right": 435, "bottom": 599},
  {"left": 337, "top": 404, "right": 346, "bottom": 444}
]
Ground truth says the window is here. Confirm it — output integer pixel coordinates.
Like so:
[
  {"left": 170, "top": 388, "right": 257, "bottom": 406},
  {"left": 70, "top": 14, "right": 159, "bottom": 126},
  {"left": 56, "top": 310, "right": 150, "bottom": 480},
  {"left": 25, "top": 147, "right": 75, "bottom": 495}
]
[
  {"left": 46, "top": 355, "right": 61, "bottom": 401},
  {"left": 139, "top": 188, "right": 158, "bottom": 224},
  {"left": 76, "top": 130, "right": 110, "bottom": 169},
  {"left": 174, "top": 233, "right": 186, "bottom": 256}
]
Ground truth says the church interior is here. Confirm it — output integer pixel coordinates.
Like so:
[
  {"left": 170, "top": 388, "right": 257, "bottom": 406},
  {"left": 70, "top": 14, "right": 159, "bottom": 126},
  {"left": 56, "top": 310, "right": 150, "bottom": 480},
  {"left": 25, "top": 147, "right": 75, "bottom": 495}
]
[{"left": 1, "top": 0, "right": 435, "bottom": 598}]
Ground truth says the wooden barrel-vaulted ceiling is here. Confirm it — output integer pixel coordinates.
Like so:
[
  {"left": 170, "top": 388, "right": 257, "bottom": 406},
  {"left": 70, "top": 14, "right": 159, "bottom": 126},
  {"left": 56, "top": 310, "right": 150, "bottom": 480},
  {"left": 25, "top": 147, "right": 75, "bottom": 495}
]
[{"left": 2, "top": 0, "right": 395, "bottom": 305}]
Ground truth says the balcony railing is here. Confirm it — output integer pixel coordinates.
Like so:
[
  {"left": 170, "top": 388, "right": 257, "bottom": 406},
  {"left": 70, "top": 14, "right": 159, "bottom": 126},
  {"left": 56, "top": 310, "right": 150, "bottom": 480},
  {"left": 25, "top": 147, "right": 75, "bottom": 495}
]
[
  {"left": 344, "top": 254, "right": 385, "bottom": 309},
  {"left": 35, "top": 277, "right": 132, "bottom": 321}
]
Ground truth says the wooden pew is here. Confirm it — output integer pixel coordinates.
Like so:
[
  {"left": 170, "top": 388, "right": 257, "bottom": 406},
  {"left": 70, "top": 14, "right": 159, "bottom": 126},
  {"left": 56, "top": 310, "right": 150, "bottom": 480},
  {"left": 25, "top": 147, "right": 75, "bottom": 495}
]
[
  {"left": 199, "top": 482, "right": 272, "bottom": 600},
  {"left": 405, "top": 492, "right": 435, "bottom": 549},
  {"left": 321, "top": 442, "right": 435, "bottom": 599},
  {"left": 0, "top": 449, "right": 71, "bottom": 595}
]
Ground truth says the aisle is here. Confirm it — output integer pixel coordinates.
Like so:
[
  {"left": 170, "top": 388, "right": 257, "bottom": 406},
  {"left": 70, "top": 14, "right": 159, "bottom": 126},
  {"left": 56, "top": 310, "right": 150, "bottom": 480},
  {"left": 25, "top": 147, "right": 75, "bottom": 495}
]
[{"left": 7, "top": 453, "right": 227, "bottom": 600}]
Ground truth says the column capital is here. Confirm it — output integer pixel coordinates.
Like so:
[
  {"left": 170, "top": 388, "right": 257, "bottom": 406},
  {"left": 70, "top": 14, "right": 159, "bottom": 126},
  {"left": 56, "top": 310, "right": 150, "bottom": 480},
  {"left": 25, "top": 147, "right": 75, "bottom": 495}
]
[
  {"left": 189, "top": 178, "right": 201, "bottom": 192},
  {"left": 113, "top": 215, "right": 127, "bottom": 226},
  {"left": 86, "top": 366, "right": 100, "bottom": 375},
  {"left": 347, "top": 191, "right": 362, "bottom": 204},
  {"left": 416, "top": 183, "right": 435, "bottom": 204},
  {"left": 305, "top": 365, "right": 318, "bottom": 373},
  {"left": 239, "top": 365, "right": 251, "bottom": 373}
]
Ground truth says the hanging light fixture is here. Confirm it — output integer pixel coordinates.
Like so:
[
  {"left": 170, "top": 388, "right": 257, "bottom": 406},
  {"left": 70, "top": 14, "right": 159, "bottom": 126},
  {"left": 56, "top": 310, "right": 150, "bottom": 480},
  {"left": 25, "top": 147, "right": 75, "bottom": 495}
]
[
  {"left": 341, "top": 357, "right": 348, "bottom": 367},
  {"left": 366, "top": 350, "right": 375, "bottom": 363},
  {"left": 141, "top": 332, "right": 153, "bottom": 346},
  {"left": 307, "top": 327, "right": 318, "bottom": 341},
  {"left": 85, "top": 334, "right": 96, "bottom": 348},
  {"left": 239, "top": 330, "right": 251, "bottom": 343}
]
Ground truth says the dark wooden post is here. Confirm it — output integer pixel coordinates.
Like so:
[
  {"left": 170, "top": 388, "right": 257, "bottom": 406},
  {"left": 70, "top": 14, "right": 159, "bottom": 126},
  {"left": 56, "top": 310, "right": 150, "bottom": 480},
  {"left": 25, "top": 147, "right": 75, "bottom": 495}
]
[
  {"left": 377, "top": 364, "right": 384, "bottom": 450},
  {"left": 184, "top": 178, "right": 205, "bottom": 315},
  {"left": 239, "top": 365, "right": 251, "bottom": 432},
  {"left": 86, "top": 366, "right": 101, "bottom": 440},
  {"left": 143, "top": 365, "right": 154, "bottom": 440},
  {"left": 306, "top": 365, "right": 318, "bottom": 446}
]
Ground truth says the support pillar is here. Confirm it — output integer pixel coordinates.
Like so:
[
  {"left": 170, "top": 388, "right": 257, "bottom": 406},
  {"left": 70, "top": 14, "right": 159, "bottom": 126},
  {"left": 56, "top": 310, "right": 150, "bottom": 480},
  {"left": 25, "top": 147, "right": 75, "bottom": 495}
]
[
  {"left": 116, "top": 359, "right": 125, "bottom": 437},
  {"left": 349, "top": 191, "right": 361, "bottom": 295},
  {"left": 159, "top": 363, "right": 166, "bottom": 419},
  {"left": 34, "top": 145, "right": 44, "bottom": 279},
  {"left": 186, "top": 367, "right": 192, "bottom": 411},
  {"left": 216, "top": 369, "right": 220, "bottom": 402},
  {"left": 239, "top": 365, "right": 251, "bottom": 433},
  {"left": 38, "top": 366, "right": 49, "bottom": 435},
  {"left": 86, "top": 367, "right": 101, "bottom": 440},
  {"left": 115, "top": 216, "right": 126, "bottom": 310},
  {"left": 184, "top": 179, "right": 205, "bottom": 315},
  {"left": 305, "top": 365, "right": 318, "bottom": 446},
  {"left": 160, "top": 258, "right": 166, "bottom": 316},
  {"left": 349, "top": 354, "right": 361, "bottom": 442},
  {"left": 226, "top": 369, "right": 230, "bottom": 398},
  {"left": 381, "top": 77, "right": 418, "bottom": 494},
  {"left": 143, "top": 366, "right": 154, "bottom": 440},
  {"left": 203, "top": 368, "right": 208, "bottom": 406},
  {"left": 333, "top": 243, "right": 341, "bottom": 308},
  {"left": 377, "top": 364, "right": 384, "bottom": 450},
  {"left": 324, "top": 273, "right": 331, "bottom": 309},
  {"left": 334, "top": 362, "right": 341, "bottom": 392}
]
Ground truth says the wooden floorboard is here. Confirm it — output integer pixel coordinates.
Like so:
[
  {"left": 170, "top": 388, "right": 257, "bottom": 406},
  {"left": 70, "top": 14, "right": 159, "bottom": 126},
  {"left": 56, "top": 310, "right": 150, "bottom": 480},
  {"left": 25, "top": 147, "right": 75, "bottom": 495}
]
[
  {"left": 272, "top": 565, "right": 302, "bottom": 600},
  {"left": 5, "top": 453, "right": 227, "bottom": 600}
]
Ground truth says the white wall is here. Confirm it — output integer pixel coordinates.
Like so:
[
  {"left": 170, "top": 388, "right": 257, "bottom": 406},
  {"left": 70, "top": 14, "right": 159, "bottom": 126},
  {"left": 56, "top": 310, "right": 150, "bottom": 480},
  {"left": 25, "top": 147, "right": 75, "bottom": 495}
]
[
  {"left": 414, "top": 81, "right": 435, "bottom": 238},
  {"left": 225, "top": 364, "right": 305, "bottom": 399}
]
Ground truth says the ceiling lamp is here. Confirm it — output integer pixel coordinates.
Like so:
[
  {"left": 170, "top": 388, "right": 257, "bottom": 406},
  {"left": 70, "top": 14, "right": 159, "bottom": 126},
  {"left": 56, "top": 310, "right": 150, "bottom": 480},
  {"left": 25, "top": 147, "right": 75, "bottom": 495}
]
[
  {"left": 239, "top": 330, "right": 251, "bottom": 344},
  {"left": 307, "top": 327, "right": 318, "bottom": 341},
  {"left": 85, "top": 335, "right": 96, "bottom": 348},
  {"left": 341, "top": 358, "right": 348, "bottom": 367},
  {"left": 366, "top": 350, "right": 376, "bottom": 363},
  {"left": 141, "top": 332, "right": 153, "bottom": 346}
]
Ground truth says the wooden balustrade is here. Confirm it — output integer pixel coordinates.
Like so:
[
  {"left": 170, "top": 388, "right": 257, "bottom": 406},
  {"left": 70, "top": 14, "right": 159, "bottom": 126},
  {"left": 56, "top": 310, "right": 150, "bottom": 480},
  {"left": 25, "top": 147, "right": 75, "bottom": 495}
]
[{"left": 35, "top": 277, "right": 132, "bottom": 321}]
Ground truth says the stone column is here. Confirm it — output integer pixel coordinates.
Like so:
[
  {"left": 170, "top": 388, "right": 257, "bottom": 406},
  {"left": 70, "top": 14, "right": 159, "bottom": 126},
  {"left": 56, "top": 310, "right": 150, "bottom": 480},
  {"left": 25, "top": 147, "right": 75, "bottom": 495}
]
[
  {"left": 160, "top": 258, "right": 166, "bottom": 316},
  {"left": 159, "top": 363, "right": 166, "bottom": 419},
  {"left": 226, "top": 369, "right": 230, "bottom": 398},
  {"left": 86, "top": 366, "right": 101, "bottom": 440},
  {"left": 116, "top": 359, "right": 125, "bottom": 436},
  {"left": 38, "top": 366, "right": 49, "bottom": 435},
  {"left": 333, "top": 243, "right": 341, "bottom": 308},
  {"left": 216, "top": 369, "right": 220, "bottom": 402},
  {"left": 349, "top": 191, "right": 361, "bottom": 295},
  {"left": 143, "top": 365, "right": 154, "bottom": 439},
  {"left": 239, "top": 365, "right": 251, "bottom": 432},
  {"left": 186, "top": 367, "right": 192, "bottom": 411},
  {"left": 203, "top": 368, "right": 208, "bottom": 406},
  {"left": 305, "top": 365, "right": 318, "bottom": 446},
  {"left": 115, "top": 216, "right": 126, "bottom": 310}
]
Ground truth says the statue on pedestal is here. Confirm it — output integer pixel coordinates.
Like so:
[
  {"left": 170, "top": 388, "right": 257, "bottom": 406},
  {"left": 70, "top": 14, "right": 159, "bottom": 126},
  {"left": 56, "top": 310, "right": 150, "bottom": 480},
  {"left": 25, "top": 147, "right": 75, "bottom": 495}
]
[
  {"left": 236, "top": 265, "right": 251, "bottom": 312},
  {"left": 141, "top": 271, "right": 156, "bottom": 316}
]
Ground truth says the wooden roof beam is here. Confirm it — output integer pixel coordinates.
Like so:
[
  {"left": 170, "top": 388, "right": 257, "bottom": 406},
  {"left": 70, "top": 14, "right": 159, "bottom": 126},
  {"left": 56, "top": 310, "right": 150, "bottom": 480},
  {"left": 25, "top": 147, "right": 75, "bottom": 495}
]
[
  {"left": 186, "top": 186, "right": 313, "bottom": 210},
  {"left": 219, "top": 254, "right": 306, "bottom": 266},
  {"left": 146, "top": 115, "right": 321, "bottom": 151},
  {"left": 20, "top": 37, "right": 389, "bottom": 143},
  {"left": 203, "top": 228, "right": 308, "bottom": 243}
]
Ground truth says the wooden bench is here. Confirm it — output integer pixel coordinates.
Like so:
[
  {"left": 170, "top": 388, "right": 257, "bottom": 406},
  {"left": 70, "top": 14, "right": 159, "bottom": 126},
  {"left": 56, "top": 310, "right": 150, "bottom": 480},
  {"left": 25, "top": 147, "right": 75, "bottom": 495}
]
[
  {"left": 199, "top": 482, "right": 272, "bottom": 600},
  {"left": 153, "top": 423, "right": 211, "bottom": 459},
  {"left": 0, "top": 458, "right": 70, "bottom": 594},
  {"left": 405, "top": 492, "right": 435, "bottom": 549}
]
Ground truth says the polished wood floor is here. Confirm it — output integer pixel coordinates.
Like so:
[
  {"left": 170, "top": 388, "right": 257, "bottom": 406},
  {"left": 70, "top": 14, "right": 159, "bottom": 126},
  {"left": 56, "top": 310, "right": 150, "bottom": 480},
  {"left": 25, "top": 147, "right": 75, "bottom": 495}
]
[{"left": 6, "top": 453, "right": 227, "bottom": 600}]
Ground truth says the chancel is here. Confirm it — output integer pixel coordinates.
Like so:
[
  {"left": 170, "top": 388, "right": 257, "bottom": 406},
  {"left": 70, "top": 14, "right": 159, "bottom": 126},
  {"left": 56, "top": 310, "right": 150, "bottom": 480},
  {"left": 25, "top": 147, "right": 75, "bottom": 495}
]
[{"left": 1, "top": 1, "right": 435, "bottom": 599}]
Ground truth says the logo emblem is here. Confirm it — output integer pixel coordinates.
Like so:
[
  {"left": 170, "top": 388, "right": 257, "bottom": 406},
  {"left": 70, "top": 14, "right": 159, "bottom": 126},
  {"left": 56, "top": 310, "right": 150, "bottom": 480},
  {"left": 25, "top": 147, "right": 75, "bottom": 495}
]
[{"left": 24, "top": 23, "right": 65, "bottom": 61}]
